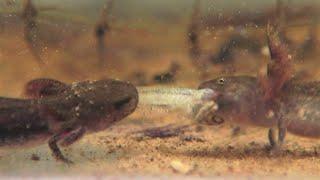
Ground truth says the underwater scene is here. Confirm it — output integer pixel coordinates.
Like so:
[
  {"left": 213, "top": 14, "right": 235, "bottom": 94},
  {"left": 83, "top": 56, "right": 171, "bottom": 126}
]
[{"left": 1, "top": 0, "right": 320, "bottom": 178}]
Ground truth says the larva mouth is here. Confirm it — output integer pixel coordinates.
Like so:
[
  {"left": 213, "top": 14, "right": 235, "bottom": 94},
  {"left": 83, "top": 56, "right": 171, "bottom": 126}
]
[{"left": 200, "top": 88, "right": 220, "bottom": 101}]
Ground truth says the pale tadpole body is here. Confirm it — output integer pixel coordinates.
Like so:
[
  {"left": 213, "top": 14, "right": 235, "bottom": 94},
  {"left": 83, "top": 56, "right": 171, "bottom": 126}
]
[{"left": 135, "top": 86, "right": 218, "bottom": 121}]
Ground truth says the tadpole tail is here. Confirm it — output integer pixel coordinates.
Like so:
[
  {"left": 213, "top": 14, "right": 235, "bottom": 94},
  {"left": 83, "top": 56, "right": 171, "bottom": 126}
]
[{"left": 135, "top": 86, "right": 217, "bottom": 119}]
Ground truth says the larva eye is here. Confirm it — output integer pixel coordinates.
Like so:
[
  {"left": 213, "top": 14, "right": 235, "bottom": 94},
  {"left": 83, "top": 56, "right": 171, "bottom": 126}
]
[{"left": 217, "top": 78, "right": 225, "bottom": 85}]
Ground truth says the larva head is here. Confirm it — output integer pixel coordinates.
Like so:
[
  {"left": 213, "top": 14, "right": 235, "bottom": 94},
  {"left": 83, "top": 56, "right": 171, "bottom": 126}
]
[{"left": 198, "top": 76, "right": 260, "bottom": 124}]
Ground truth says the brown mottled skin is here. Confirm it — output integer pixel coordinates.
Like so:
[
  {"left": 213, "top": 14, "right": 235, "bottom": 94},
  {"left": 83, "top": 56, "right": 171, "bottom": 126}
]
[
  {"left": 199, "top": 76, "right": 320, "bottom": 143},
  {"left": 0, "top": 78, "right": 138, "bottom": 163}
]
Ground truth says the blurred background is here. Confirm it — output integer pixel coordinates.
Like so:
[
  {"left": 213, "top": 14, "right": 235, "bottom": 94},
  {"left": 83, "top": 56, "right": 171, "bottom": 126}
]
[{"left": 0, "top": 0, "right": 319, "bottom": 96}]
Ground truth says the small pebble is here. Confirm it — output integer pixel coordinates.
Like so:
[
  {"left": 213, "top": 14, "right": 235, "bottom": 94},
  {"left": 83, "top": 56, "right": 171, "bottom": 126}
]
[
  {"left": 170, "top": 160, "right": 193, "bottom": 174},
  {"left": 31, "top": 154, "right": 40, "bottom": 161}
]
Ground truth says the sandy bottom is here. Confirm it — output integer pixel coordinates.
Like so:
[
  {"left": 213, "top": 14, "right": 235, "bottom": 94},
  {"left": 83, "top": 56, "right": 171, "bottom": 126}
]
[{"left": 2, "top": 113, "right": 320, "bottom": 178}]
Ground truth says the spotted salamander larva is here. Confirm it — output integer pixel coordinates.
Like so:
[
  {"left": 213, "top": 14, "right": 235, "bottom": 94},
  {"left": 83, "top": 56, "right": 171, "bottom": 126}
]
[{"left": 198, "top": 76, "right": 320, "bottom": 147}]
